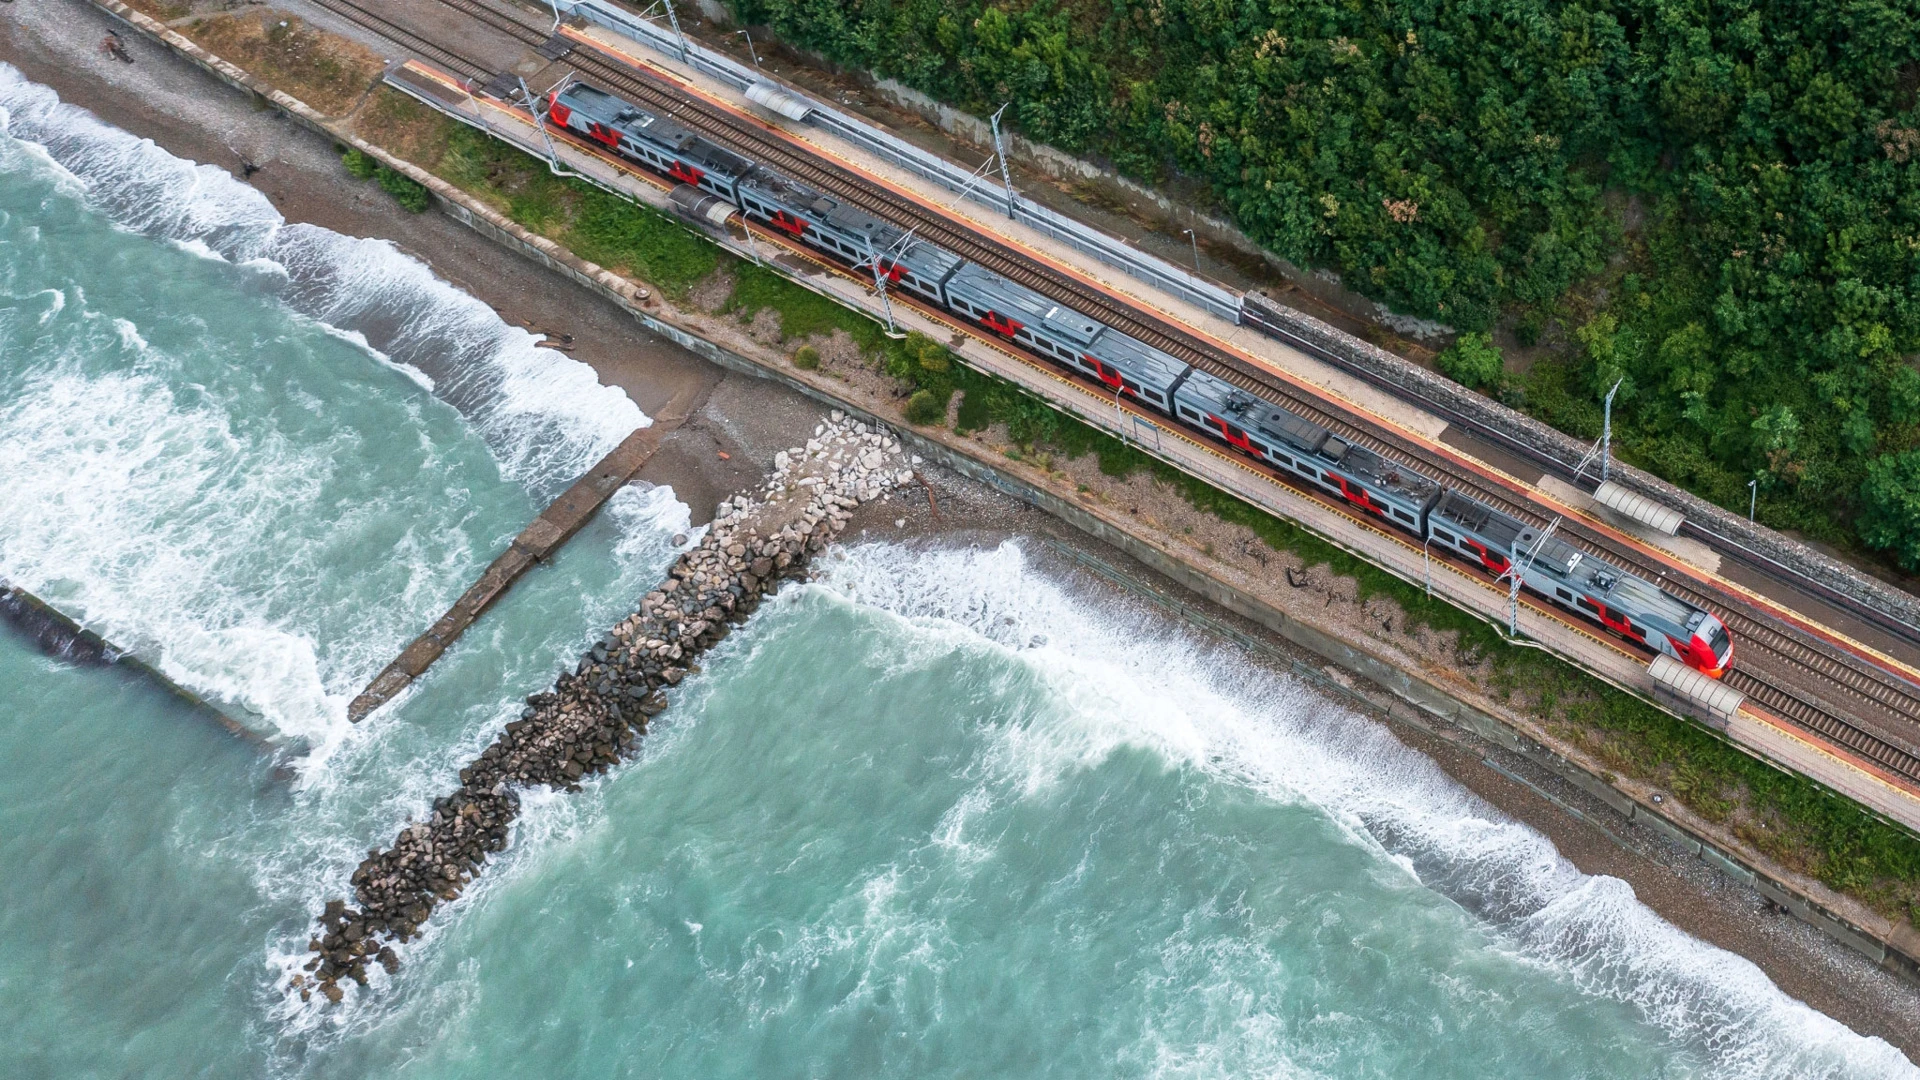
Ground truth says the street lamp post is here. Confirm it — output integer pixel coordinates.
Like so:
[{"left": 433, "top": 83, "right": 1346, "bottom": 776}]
[
  {"left": 1182, "top": 228, "right": 1201, "bottom": 271},
  {"left": 989, "top": 103, "right": 1016, "bottom": 220},
  {"left": 1600, "top": 377, "right": 1621, "bottom": 483},
  {"left": 1749, "top": 479, "right": 1758, "bottom": 522}
]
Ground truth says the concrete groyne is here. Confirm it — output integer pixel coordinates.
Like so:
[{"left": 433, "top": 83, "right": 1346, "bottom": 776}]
[
  {"left": 348, "top": 426, "right": 668, "bottom": 722},
  {"left": 293, "top": 413, "right": 911, "bottom": 1003},
  {"left": 0, "top": 580, "right": 256, "bottom": 740}
]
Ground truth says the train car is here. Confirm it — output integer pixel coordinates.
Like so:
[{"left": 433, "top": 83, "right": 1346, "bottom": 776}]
[
  {"left": 869, "top": 238, "right": 965, "bottom": 305},
  {"left": 1172, "top": 372, "right": 1440, "bottom": 532},
  {"left": 1316, "top": 443, "right": 1444, "bottom": 533},
  {"left": 547, "top": 83, "right": 753, "bottom": 202},
  {"left": 1526, "top": 537, "right": 1734, "bottom": 677},
  {"left": 728, "top": 165, "right": 963, "bottom": 302},
  {"left": 1428, "top": 490, "right": 1521, "bottom": 577},
  {"left": 943, "top": 263, "right": 1186, "bottom": 409},
  {"left": 1429, "top": 491, "right": 1734, "bottom": 675},
  {"left": 1173, "top": 370, "right": 1328, "bottom": 473},
  {"left": 737, "top": 173, "right": 878, "bottom": 265}
]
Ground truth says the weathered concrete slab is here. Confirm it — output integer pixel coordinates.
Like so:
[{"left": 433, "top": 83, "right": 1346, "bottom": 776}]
[{"left": 347, "top": 426, "right": 664, "bottom": 721}]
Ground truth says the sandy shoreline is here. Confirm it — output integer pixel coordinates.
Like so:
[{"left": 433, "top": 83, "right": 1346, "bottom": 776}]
[{"left": 5, "top": 0, "right": 1919, "bottom": 1054}]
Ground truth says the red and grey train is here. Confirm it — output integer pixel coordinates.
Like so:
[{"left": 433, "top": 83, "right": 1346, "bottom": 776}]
[{"left": 545, "top": 81, "right": 1735, "bottom": 677}]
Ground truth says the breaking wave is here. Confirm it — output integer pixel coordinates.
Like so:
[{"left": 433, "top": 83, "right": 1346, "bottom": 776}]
[
  {"left": 813, "top": 539, "right": 1916, "bottom": 1079},
  {"left": 0, "top": 63, "right": 641, "bottom": 495}
]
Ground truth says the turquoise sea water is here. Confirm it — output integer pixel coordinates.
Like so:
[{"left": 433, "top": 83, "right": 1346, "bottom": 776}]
[{"left": 1, "top": 66, "right": 1914, "bottom": 1078}]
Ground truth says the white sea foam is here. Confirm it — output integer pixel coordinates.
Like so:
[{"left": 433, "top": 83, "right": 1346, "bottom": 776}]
[
  {"left": 0, "top": 62, "right": 644, "bottom": 494},
  {"left": 813, "top": 539, "right": 1918, "bottom": 1079},
  {"left": 254, "top": 478, "right": 695, "bottom": 1043},
  {"left": 0, "top": 66, "right": 687, "bottom": 752},
  {"left": 0, "top": 364, "right": 341, "bottom": 739}
]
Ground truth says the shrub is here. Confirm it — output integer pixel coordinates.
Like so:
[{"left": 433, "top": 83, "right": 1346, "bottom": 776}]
[
  {"left": 792, "top": 345, "right": 821, "bottom": 370},
  {"left": 340, "top": 146, "right": 378, "bottom": 179},
  {"left": 903, "top": 388, "right": 947, "bottom": 425},
  {"left": 1860, "top": 450, "right": 1920, "bottom": 570},
  {"left": 341, "top": 145, "right": 430, "bottom": 212},
  {"left": 374, "top": 166, "right": 431, "bottom": 213},
  {"left": 1436, "top": 332, "right": 1505, "bottom": 390}
]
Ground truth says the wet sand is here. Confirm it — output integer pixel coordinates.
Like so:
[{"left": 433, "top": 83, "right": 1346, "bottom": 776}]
[{"left": 5, "top": 0, "right": 1919, "bottom": 1055}]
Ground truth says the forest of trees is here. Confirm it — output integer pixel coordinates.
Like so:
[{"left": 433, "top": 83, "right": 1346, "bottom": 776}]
[{"left": 726, "top": 0, "right": 1920, "bottom": 568}]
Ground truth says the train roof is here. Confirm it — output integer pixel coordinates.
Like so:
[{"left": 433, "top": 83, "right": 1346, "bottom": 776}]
[
  {"left": 558, "top": 83, "right": 753, "bottom": 176},
  {"left": 1089, "top": 327, "right": 1190, "bottom": 383},
  {"left": 738, "top": 169, "right": 897, "bottom": 248},
  {"left": 1332, "top": 444, "right": 1440, "bottom": 504},
  {"left": 1501, "top": 520, "right": 1704, "bottom": 630},
  {"left": 1433, "top": 490, "right": 1527, "bottom": 551},
  {"left": 947, "top": 263, "right": 1108, "bottom": 347},
  {"left": 1179, "top": 372, "right": 1331, "bottom": 453},
  {"left": 888, "top": 238, "right": 964, "bottom": 280},
  {"left": 1544, "top": 543, "right": 1702, "bottom": 628}
]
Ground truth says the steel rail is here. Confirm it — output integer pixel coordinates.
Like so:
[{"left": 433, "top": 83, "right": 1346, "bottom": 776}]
[
  {"left": 440, "top": 0, "right": 1920, "bottom": 675},
  {"left": 1238, "top": 300, "right": 1920, "bottom": 652},
  {"left": 310, "top": 0, "right": 490, "bottom": 77},
  {"left": 1725, "top": 668, "right": 1920, "bottom": 781}
]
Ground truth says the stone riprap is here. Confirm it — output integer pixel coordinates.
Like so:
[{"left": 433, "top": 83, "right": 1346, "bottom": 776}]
[{"left": 292, "top": 412, "right": 913, "bottom": 1004}]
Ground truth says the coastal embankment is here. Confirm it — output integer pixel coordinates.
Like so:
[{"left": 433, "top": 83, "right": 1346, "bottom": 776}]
[{"left": 0, "top": 580, "right": 256, "bottom": 739}]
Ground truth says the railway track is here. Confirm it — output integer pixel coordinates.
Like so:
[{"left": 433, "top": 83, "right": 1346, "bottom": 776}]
[
  {"left": 308, "top": 0, "right": 489, "bottom": 77},
  {"left": 1728, "top": 669, "right": 1920, "bottom": 781},
  {"left": 340, "top": 0, "right": 1920, "bottom": 789}
]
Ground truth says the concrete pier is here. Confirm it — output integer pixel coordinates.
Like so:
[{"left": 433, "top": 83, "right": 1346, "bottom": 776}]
[{"left": 347, "top": 425, "right": 665, "bottom": 721}]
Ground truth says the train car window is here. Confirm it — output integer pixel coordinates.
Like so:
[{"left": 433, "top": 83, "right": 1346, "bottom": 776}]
[
  {"left": 1144, "top": 390, "right": 1165, "bottom": 404},
  {"left": 1272, "top": 453, "right": 1293, "bottom": 466},
  {"left": 1556, "top": 589, "right": 1572, "bottom": 601},
  {"left": 1432, "top": 529, "right": 1456, "bottom": 544},
  {"left": 1390, "top": 509, "right": 1413, "bottom": 523},
  {"left": 1576, "top": 597, "right": 1599, "bottom": 613}
]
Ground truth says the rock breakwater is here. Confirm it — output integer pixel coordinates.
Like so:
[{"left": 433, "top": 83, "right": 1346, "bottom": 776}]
[{"left": 292, "top": 412, "right": 913, "bottom": 1003}]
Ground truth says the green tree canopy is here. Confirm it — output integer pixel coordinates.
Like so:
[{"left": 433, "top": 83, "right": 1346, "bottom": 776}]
[
  {"left": 1861, "top": 449, "right": 1920, "bottom": 570},
  {"left": 731, "top": 0, "right": 1920, "bottom": 561}
]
